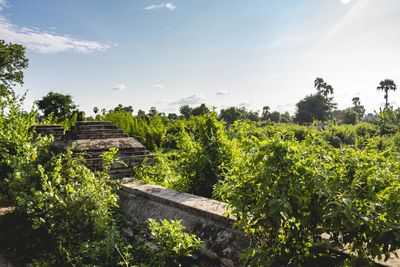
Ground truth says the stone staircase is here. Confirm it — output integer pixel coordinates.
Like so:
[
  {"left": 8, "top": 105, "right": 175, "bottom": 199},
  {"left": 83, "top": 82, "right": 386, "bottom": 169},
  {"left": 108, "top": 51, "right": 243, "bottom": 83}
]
[
  {"left": 32, "top": 125, "right": 64, "bottom": 140},
  {"left": 52, "top": 121, "right": 151, "bottom": 179}
]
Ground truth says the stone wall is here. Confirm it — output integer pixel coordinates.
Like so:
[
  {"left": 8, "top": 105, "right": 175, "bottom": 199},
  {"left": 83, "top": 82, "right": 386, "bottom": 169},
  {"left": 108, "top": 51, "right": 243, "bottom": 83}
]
[{"left": 119, "top": 182, "right": 248, "bottom": 267}]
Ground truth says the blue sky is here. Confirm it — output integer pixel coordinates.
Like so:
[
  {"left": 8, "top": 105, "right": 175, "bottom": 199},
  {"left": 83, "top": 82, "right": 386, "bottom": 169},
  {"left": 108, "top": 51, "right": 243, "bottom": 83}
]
[{"left": 1, "top": 0, "right": 400, "bottom": 115}]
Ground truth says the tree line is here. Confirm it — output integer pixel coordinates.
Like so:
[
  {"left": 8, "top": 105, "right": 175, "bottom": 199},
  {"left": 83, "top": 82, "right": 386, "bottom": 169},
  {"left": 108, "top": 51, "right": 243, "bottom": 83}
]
[{"left": 35, "top": 77, "right": 397, "bottom": 126}]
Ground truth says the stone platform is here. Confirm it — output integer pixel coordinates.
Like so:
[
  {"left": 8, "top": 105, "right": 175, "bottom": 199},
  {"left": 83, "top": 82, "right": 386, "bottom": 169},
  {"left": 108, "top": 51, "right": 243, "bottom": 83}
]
[
  {"left": 52, "top": 121, "right": 151, "bottom": 178},
  {"left": 120, "top": 181, "right": 249, "bottom": 267}
]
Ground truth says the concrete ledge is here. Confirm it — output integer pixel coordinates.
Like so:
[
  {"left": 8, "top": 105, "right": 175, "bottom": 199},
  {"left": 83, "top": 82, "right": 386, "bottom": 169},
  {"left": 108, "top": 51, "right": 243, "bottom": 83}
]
[{"left": 119, "top": 182, "right": 248, "bottom": 266}]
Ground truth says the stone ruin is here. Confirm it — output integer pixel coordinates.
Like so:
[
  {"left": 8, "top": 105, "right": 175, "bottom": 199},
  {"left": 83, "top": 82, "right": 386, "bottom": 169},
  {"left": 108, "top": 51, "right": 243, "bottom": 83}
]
[
  {"left": 36, "top": 121, "right": 151, "bottom": 178},
  {"left": 32, "top": 125, "right": 64, "bottom": 140}
]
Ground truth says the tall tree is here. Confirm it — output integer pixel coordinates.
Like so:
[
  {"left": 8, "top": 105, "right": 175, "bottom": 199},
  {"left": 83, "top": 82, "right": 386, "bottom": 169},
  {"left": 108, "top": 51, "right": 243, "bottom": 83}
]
[
  {"left": 179, "top": 105, "right": 192, "bottom": 118},
  {"left": 36, "top": 92, "right": 77, "bottom": 119},
  {"left": 93, "top": 107, "right": 99, "bottom": 115},
  {"left": 219, "top": 107, "right": 245, "bottom": 124},
  {"left": 191, "top": 103, "right": 210, "bottom": 116},
  {"left": 351, "top": 96, "right": 365, "bottom": 118},
  {"left": 377, "top": 79, "right": 397, "bottom": 108},
  {"left": 294, "top": 94, "right": 331, "bottom": 123},
  {"left": 261, "top": 106, "right": 270, "bottom": 120},
  {"left": 314, "top": 77, "right": 334, "bottom": 100},
  {"left": 0, "top": 40, "right": 29, "bottom": 96},
  {"left": 148, "top": 106, "right": 158, "bottom": 116}
]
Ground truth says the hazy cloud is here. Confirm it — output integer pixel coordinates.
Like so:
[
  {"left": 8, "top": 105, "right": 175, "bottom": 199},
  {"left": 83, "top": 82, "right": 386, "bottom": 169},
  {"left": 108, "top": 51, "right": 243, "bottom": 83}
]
[
  {"left": 112, "top": 84, "right": 126, "bottom": 91},
  {"left": 170, "top": 94, "right": 203, "bottom": 105},
  {"left": 0, "top": 16, "right": 110, "bottom": 53},
  {"left": 340, "top": 0, "right": 352, "bottom": 4},
  {"left": 0, "top": 0, "right": 8, "bottom": 11},
  {"left": 153, "top": 83, "right": 165, "bottom": 89},
  {"left": 238, "top": 102, "right": 252, "bottom": 108},
  {"left": 215, "top": 90, "right": 232, "bottom": 96},
  {"left": 144, "top": 2, "right": 176, "bottom": 11}
]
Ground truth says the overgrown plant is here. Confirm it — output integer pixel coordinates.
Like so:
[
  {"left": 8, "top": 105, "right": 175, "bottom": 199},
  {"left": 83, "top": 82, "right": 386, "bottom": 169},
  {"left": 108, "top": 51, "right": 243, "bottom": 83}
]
[
  {"left": 148, "top": 218, "right": 202, "bottom": 266},
  {"left": 216, "top": 133, "right": 400, "bottom": 266}
]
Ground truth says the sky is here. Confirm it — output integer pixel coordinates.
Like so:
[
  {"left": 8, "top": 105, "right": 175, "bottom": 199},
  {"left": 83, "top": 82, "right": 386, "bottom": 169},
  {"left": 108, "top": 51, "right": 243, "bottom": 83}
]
[{"left": 1, "top": 0, "right": 400, "bottom": 116}]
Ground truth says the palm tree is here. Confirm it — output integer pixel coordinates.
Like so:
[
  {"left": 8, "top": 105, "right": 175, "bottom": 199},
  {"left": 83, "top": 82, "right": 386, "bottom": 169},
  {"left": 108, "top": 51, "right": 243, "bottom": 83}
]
[
  {"left": 314, "top": 77, "right": 333, "bottom": 100},
  {"left": 377, "top": 79, "right": 397, "bottom": 108}
]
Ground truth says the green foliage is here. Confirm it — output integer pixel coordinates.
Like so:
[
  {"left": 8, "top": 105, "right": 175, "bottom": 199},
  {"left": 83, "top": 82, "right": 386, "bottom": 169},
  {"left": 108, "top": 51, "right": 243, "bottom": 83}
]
[
  {"left": 35, "top": 91, "right": 78, "bottom": 119},
  {"left": 322, "top": 125, "right": 357, "bottom": 147},
  {"left": 0, "top": 40, "right": 29, "bottom": 96},
  {"left": 216, "top": 134, "right": 400, "bottom": 266},
  {"left": 294, "top": 94, "right": 332, "bottom": 123},
  {"left": 148, "top": 218, "right": 202, "bottom": 266},
  {"left": 219, "top": 106, "right": 246, "bottom": 124},
  {"left": 343, "top": 108, "right": 359, "bottom": 125},
  {"left": 0, "top": 85, "right": 126, "bottom": 265},
  {"left": 175, "top": 113, "right": 239, "bottom": 197},
  {"left": 132, "top": 151, "right": 182, "bottom": 188},
  {"left": 374, "top": 107, "right": 400, "bottom": 135},
  {"left": 104, "top": 111, "right": 171, "bottom": 150},
  {"left": 192, "top": 103, "right": 210, "bottom": 116}
]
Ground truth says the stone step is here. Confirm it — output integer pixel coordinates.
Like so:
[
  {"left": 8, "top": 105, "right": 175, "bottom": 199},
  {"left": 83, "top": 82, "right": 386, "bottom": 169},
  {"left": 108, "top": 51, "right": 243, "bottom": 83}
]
[
  {"left": 73, "top": 124, "right": 119, "bottom": 131},
  {"left": 75, "top": 121, "right": 114, "bottom": 126},
  {"left": 84, "top": 150, "right": 150, "bottom": 157},
  {"left": 65, "top": 131, "right": 128, "bottom": 140},
  {"left": 66, "top": 129, "right": 126, "bottom": 136}
]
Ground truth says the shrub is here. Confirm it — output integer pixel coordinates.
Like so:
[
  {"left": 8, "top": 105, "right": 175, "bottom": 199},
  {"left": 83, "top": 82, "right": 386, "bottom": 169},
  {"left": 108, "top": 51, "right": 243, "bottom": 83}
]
[
  {"left": 175, "top": 113, "right": 239, "bottom": 198},
  {"left": 148, "top": 218, "right": 202, "bottom": 266},
  {"left": 216, "top": 134, "right": 400, "bottom": 266}
]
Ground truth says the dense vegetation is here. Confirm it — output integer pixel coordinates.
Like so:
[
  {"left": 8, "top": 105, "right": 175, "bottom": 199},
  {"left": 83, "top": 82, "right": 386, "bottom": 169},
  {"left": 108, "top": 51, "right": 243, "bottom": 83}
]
[{"left": 2, "top": 39, "right": 400, "bottom": 266}]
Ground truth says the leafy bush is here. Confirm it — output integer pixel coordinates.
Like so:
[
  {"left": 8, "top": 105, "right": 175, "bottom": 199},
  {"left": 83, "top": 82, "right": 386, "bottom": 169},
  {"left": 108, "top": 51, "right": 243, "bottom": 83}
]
[
  {"left": 104, "top": 111, "right": 174, "bottom": 150},
  {"left": 322, "top": 125, "right": 357, "bottom": 147},
  {"left": 0, "top": 91, "right": 127, "bottom": 265},
  {"left": 175, "top": 113, "right": 239, "bottom": 198},
  {"left": 216, "top": 134, "right": 400, "bottom": 266},
  {"left": 148, "top": 218, "right": 202, "bottom": 266}
]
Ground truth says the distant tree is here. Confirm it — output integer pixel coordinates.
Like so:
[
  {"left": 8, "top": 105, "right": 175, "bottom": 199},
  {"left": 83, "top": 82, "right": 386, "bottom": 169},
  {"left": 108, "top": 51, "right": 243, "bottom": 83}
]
[
  {"left": 377, "top": 79, "right": 397, "bottom": 108},
  {"left": 101, "top": 108, "right": 107, "bottom": 115},
  {"left": 93, "top": 106, "right": 99, "bottom": 115},
  {"left": 219, "top": 107, "right": 244, "bottom": 124},
  {"left": 113, "top": 104, "right": 133, "bottom": 113},
  {"left": 261, "top": 106, "right": 271, "bottom": 120},
  {"left": 343, "top": 108, "right": 358, "bottom": 125},
  {"left": 314, "top": 78, "right": 333, "bottom": 100},
  {"left": 0, "top": 40, "right": 29, "bottom": 96},
  {"left": 246, "top": 110, "right": 260, "bottom": 122},
  {"left": 280, "top": 112, "right": 292, "bottom": 123},
  {"left": 268, "top": 111, "right": 281, "bottom": 123},
  {"left": 351, "top": 97, "right": 365, "bottom": 118},
  {"left": 168, "top": 113, "right": 178, "bottom": 120},
  {"left": 148, "top": 106, "right": 158, "bottom": 116},
  {"left": 36, "top": 91, "right": 77, "bottom": 119},
  {"left": 294, "top": 94, "right": 331, "bottom": 123},
  {"left": 179, "top": 105, "right": 192, "bottom": 118},
  {"left": 137, "top": 109, "right": 146, "bottom": 117},
  {"left": 314, "top": 77, "right": 336, "bottom": 111},
  {"left": 192, "top": 103, "right": 210, "bottom": 116}
]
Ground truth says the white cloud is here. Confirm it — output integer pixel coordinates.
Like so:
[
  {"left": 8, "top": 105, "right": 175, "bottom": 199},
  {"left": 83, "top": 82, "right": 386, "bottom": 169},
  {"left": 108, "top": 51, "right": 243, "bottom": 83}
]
[
  {"left": 215, "top": 90, "right": 232, "bottom": 96},
  {"left": 238, "top": 102, "right": 252, "bottom": 108},
  {"left": 340, "top": 0, "right": 352, "bottom": 4},
  {"left": 144, "top": 2, "right": 176, "bottom": 11},
  {"left": 112, "top": 84, "right": 126, "bottom": 91},
  {"left": 0, "top": 0, "right": 8, "bottom": 11},
  {"left": 0, "top": 16, "right": 110, "bottom": 53},
  {"left": 170, "top": 94, "right": 203, "bottom": 105},
  {"left": 153, "top": 83, "right": 165, "bottom": 89}
]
